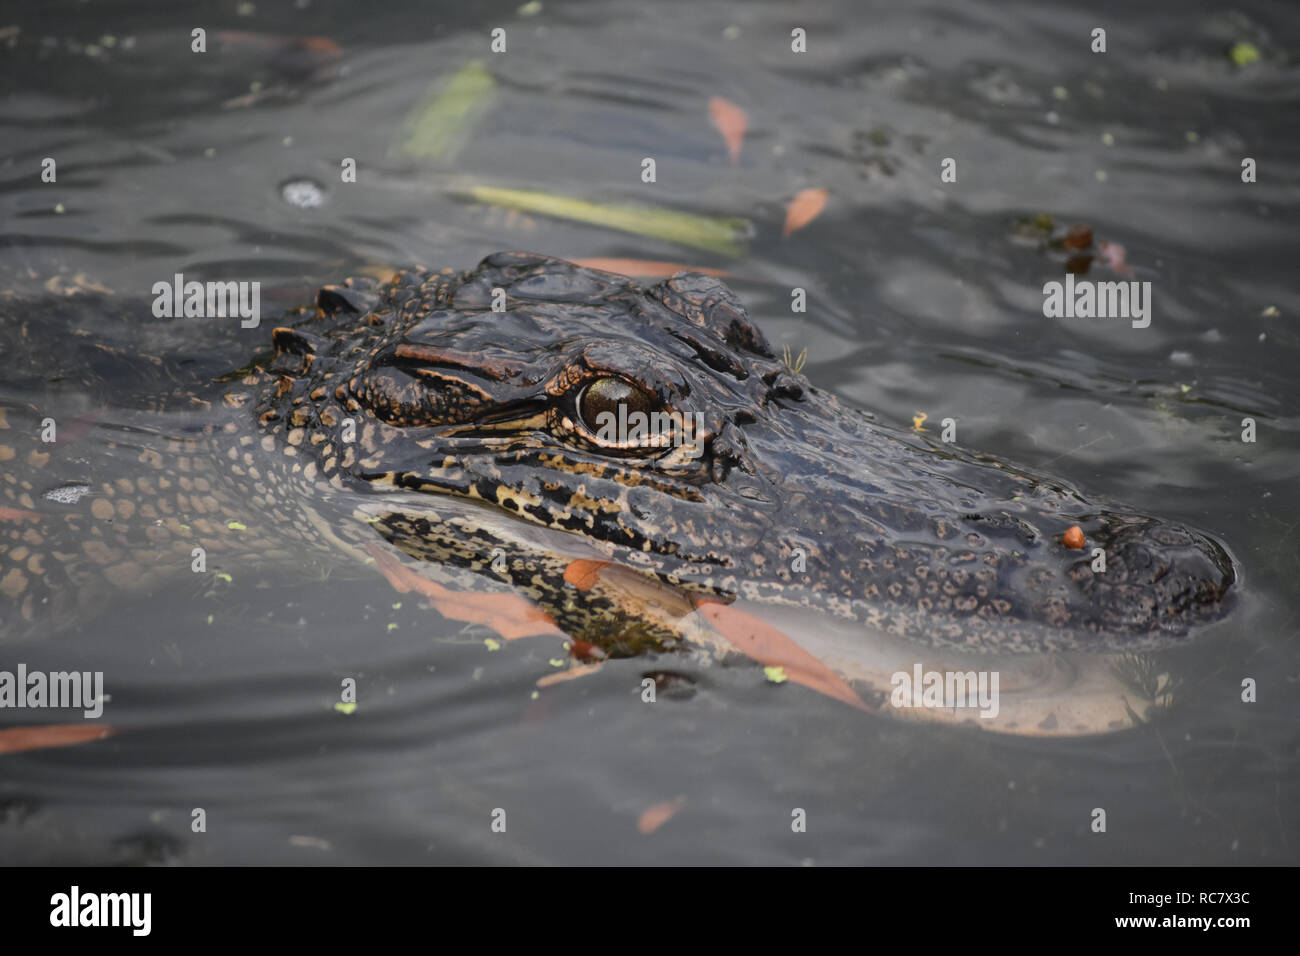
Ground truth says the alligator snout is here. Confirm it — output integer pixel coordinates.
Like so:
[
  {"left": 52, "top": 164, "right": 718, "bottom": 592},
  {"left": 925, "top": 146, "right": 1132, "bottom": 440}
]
[{"left": 1066, "top": 514, "right": 1236, "bottom": 637}]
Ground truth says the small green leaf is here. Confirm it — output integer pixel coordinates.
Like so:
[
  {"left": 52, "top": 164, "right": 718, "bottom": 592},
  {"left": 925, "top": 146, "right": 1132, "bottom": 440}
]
[
  {"left": 334, "top": 702, "right": 357, "bottom": 715},
  {"left": 764, "top": 665, "right": 788, "bottom": 684},
  {"left": 1229, "top": 42, "right": 1261, "bottom": 67},
  {"left": 465, "top": 185, "right": 750, "bottom": 256},
  {"left": 215, "top": 572, "right": 232, "bottom": 583},
  {"left": 397, "top": 60, "right": 496, "bottom": 159},
  {"left": 484, "top": 637, "right": 501, "bottom": 652},
  {"left": 227, "top": 521, "right": 246, "bottom": 531}
]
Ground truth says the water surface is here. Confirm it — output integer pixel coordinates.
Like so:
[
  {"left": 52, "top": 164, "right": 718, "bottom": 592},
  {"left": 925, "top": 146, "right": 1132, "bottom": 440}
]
[{"left": 1, "top": 0, "right": 1297, "bottom": 864}]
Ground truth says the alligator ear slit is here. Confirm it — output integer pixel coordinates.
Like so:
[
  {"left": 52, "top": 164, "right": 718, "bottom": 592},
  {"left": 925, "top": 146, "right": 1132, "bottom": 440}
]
[
  {"left": 272, "top": 327, "right": 325, "bottom": 356},
  {"left": 317, "top": 285, "right": 380, "bottom": 316}
]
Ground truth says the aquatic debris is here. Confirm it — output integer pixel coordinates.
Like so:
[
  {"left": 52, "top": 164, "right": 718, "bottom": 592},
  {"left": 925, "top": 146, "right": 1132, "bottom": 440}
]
[
  {"left": 694, "top": 599, "right": 867, "bottom": 711},
  {"left": 0, "top": 724, "right": 114, "bottom": 756},
  {"left": 781, "top": 345, "right": 807, "bottom": 375},
  {"left": 397, "top": 60, "right": 497, "bottom": 160},
  {"left": 708, "top": 96, "right": 747, "bottom": 165},
  {"left": 637, "top": 796, "right": 686, "bottom": 834},
  {"left": 1063, "top": 225, "right": 1093, "bottom": 250},
  {"left": 1063, "top": 526, "right": 1086, "bottom": 549},
  {"left": 563, "top": 559, "right": 608, "bottom": 591},
  {"left": 783, "top": 187, "right": 829, "bottom": 238},
  {"left": 366, "top": 542, "right": 562, "bottom": 639},
  {"left": 1229, "top": 42, "right": 1261, "bottom": 67},
  {"left": 465, "top": 185, "right": 750, "bottom": 255},
  {"left": 280, "top": 178, "right": 325, "bottom": 208},
  {"left": 536, "top": 663, "right": 603, "bottom": 688}
]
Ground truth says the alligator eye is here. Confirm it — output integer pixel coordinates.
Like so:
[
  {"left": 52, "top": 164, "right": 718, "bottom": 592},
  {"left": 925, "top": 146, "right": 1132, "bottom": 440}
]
[{"left": 577, "top": 377, "right": 658, "bottom": 432}]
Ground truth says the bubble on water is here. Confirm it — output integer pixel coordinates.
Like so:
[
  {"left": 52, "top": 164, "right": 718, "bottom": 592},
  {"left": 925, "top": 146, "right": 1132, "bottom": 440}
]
[
  {"left": 280, "top": 178, "right": 325, "bottom": 209},
  {"left": 43, "top": 482, "right": 90, "bottom": 505}
]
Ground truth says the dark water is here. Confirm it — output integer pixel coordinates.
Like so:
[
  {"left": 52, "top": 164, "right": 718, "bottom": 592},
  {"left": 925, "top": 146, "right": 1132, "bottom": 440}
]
[{"left": 1, "top": 0, "right": 1297, "bottom": 864}]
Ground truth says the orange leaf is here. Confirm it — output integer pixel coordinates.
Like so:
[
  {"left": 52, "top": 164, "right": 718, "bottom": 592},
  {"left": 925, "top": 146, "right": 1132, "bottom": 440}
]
[
  {"left": 0, "top": 724, "right": 114, "bottom": 756},
  {"left": 695, "top": 599, "right": 868, "bottom": 711},
  {"left": 637, "top": 796, "right": 686, "bottom": 834},
  {"left": 536, "top": 662, "right": 604, "bottom": 688},
  {"left": 563, "top": 559, "right": 609, "bottom": 591},
  {"left": 366, "top": 543, "right": 563, "bottom": 640},
  {"left": 570, "top": 258, "right": 732, "bottom": 279},
  {"left": 0, "top": 506, "right": 41, "bottom": 523},
  {"left": 783, "top": 187, "right": 829, "bottom": 238},
  {"left": 708, "top": 96, "right": 747, "bottom": 165},
  {"left": 300, "top": 36, "right": 343, "bottom": 57}
]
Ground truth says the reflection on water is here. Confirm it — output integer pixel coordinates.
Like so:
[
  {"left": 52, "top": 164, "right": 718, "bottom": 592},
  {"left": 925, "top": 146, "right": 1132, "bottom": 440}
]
[{"left": 0, "top": 0, "right": 1297, "bottom": 864}]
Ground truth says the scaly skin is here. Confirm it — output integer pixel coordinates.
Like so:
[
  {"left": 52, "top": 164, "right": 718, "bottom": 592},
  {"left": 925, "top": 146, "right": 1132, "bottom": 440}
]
[{"left": 0, "top": 252, "right": 1235, "bottom": 652}]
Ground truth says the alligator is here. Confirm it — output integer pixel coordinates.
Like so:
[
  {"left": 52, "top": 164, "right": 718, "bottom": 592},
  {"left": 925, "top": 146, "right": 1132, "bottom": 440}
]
[{"left": 0, "top": 252, "right": 1237, "bottom": 735}]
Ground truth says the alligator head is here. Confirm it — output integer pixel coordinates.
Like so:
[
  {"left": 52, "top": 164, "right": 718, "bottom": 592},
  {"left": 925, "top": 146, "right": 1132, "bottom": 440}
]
[{"left": 256, "top": 251, "right": 1235, "bottom": 654}]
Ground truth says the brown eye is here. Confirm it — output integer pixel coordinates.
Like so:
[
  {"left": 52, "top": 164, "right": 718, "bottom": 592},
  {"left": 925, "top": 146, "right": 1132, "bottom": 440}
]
[{"left": 577, "top": 377, "right": 658, "bottom": 431}]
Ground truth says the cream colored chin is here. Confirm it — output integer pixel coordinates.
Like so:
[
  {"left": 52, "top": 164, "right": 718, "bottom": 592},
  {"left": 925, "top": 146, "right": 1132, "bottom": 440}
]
[{"left": 716, "top": 600, "right": 1172, "bottom": 738}]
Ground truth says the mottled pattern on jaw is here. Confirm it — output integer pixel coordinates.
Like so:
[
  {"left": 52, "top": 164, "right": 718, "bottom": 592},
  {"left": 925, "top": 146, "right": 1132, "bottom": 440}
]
[{"left": 249, "top": 252, "right": 1237, "bottom": 654}]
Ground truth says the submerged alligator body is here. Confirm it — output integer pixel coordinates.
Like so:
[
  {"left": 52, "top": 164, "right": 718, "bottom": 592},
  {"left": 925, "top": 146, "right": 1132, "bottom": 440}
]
[{"left": 0, "top": 253, "right": 1236, "bottom": 733}]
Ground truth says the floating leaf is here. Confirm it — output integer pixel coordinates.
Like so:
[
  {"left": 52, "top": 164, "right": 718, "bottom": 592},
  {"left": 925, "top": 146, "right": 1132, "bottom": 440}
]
[
  {"left": 695, "top": 600, "right": 867, "bottom": 711},
  {"left": 536, "top": 663, "right": 603, "bottom": 688},
  {"left": 1063, "top": 224, "right": 1093, "bottom": 250},
  {"left": 1096, "top": 240, "right": 1131, "bottom": 276},
  {"left": 637, "top": 796, "right": 686, "bottom": 834},
  {"left": 466, "top": 185, "right": 749, "bottom": 256},
  {"left": 563, "top": 558, "right": 609, "bottom": 591},
  {"left": 0, "top": 724, "right": 114, "bottom": 755},
  {"left": 783, "top": 187, "right": 828, "bottom": 238},
  {"left": 333, "top": 702, "right": 356, "bottom": 715},
  {"left": 764, "top": 665, "right": 788, "bottom": 684},
  {"left": 367, "top": 543, "right": 562, "bottom": 639},
  {"left": 1229, "top": 42, "right": 1261, "bottom": 67},
  {"left": 708, "top": 96, "right": 747, "bottom": 165},
  {"left": 397, "top": 60, "right": 496, "bottom": 159}
]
